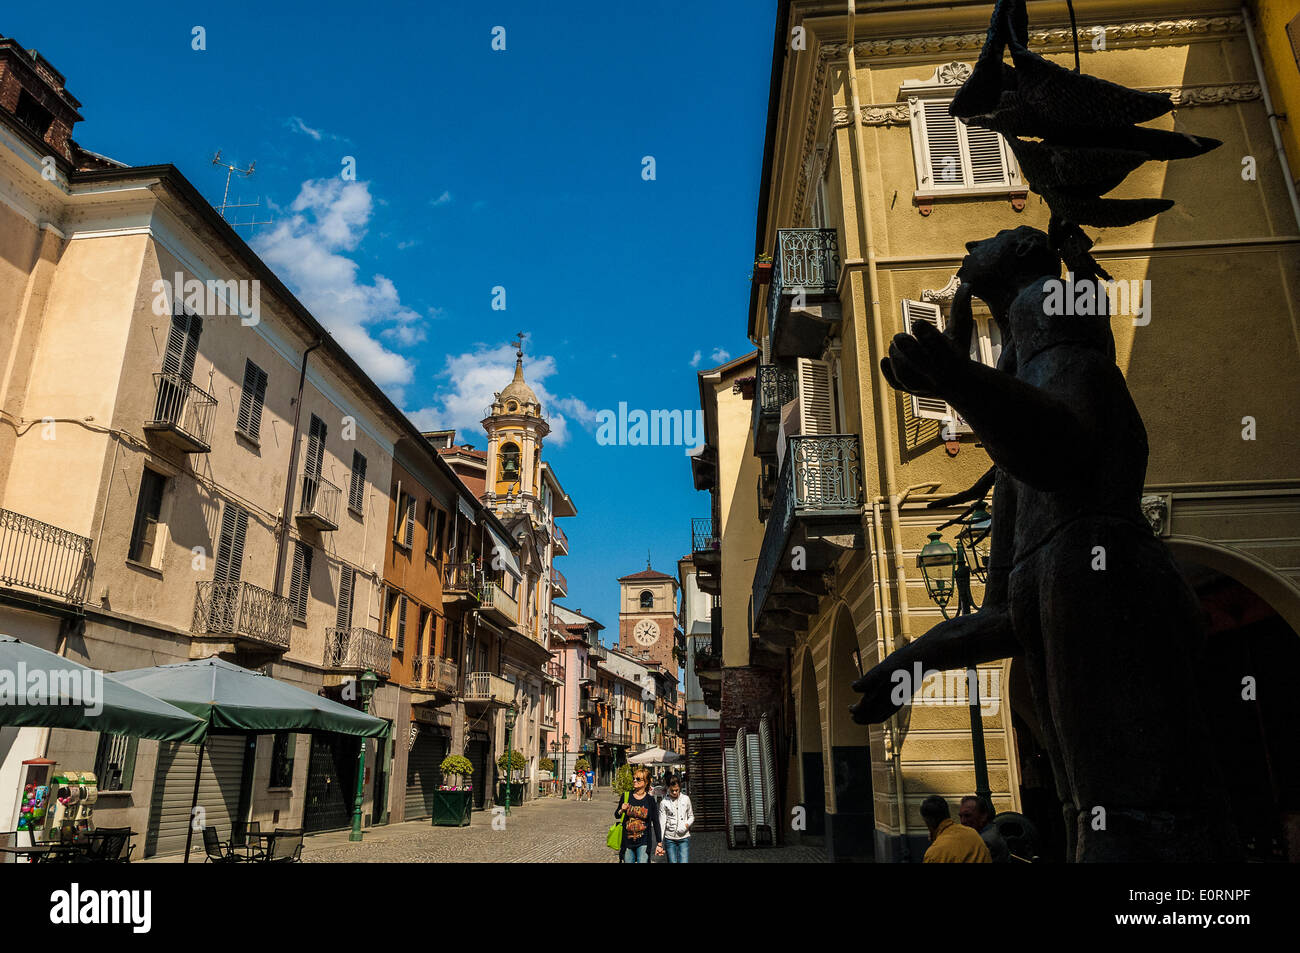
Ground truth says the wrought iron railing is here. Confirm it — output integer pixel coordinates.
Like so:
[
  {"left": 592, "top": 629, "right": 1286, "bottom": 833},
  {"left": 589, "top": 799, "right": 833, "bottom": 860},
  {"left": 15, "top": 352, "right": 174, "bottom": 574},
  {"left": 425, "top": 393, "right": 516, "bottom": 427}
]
[
  {"left": 443, "top": 562, "right": 482, "bottom": 594},
  {"left": 192, "top": 580, "right": 293, "bottom": 650},
  {"left": 751, "top": 435, "right": 863, "bottom": 628},
  {"left": 544, "top": 658, "right": 564, "bottom": 680},
  {"left": 691, "top": 517, "right": 719, "bottom": 555},
  {"left": 415, "top": 654, "right": 458, "bottom": 693},
  {"left": 767, "top": 228, "right": 840, "bottom": 349},
  {"left": 324, "top": 625, "right": 392, "bottom": 677},
  {"left": 147, "top": 372, "right": 217, "bottom": 450},
  {"left": 0, "top": 508, "right": 93, "bottom": 605},
  {"left": 587, "top": 641, "right": 608, "bottom": 661},
  {"left": 551, "top": 567, "right": 567, "bottom": 595},
  {"left": 297, "top": 474, "right": 341, "bottom": 528},
  {"left": 552, "top": 523, "right": 569, "bottom": 553},
  {"left": 579, "top": 698, "right": 598, "bottom": 716},
  {"left": 756, "top": 364, "right": 797, "bottom": 416}
]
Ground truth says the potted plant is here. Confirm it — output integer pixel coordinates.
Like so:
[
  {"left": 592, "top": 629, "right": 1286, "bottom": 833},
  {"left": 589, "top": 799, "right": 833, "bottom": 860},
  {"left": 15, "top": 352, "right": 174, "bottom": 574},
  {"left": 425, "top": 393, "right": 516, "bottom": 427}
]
[
  {"left": 612, "top": 763, "right": 634, "bottom": 796},
  {"left": 496, "top": 749, "right": 527, "bottom": 805},
  {"left": 752, "top": 253, "right": 773, "bottom": 285},
  {"left": 433, "top": 754, "right": 474, "bottom": 826}
]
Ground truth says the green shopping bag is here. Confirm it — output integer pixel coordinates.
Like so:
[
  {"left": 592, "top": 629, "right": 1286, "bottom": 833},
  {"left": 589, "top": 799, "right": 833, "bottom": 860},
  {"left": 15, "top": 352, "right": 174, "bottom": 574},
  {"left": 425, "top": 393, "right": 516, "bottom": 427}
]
[{"left": 606, "top": 792, "right": 629, "bottom": 851}]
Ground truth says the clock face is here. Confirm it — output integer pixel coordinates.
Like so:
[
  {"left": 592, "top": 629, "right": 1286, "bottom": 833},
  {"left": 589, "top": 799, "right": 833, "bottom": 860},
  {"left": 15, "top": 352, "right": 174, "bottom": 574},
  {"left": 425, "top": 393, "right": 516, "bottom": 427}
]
[{"left": 633, "top": 618, "right": 660, "bottom": 646}]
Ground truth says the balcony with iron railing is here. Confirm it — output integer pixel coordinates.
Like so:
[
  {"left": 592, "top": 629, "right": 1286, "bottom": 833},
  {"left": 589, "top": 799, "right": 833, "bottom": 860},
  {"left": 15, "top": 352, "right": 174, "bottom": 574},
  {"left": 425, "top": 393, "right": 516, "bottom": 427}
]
[
  {"left": 586, "top": 725, "right": 605, "bottom": 742},
  {"left": 586, "top": 641, "right": 608, "bottom": 662},
  {"left": 544, "top": 658, "right": 564, "bottom": 683},
  {"left": 443, "top": 562, "right": 483, "bottom": 601},
  {"left": 296, "top": 474, "right": 341, "bottom": 532},
  {"left": 145, "top": 372, "right": 218, "bottom": 453},
  {"left": 753, "top": 363, "right": 797, "bottom": 457},
  {"left": 579, "top": 698, "right": 599, "bottom": 716},
  {"left": 192, "top": 580, "right": 293, "bottom": 651},
  {"left": 324, "top": 626, "right": 392, "bottom": 678},
  {"left": 414, "top": 655, "right": 459, "bottom": 694},
  {"left": 551, "top": 566, "right": 567, "bottom": 597},
  {"left": 462, "top": 671, "right": 514, "bottom": 704},
  {"left": 0, "top": 508, "right": 93, "bottom": 606},
  {"left": 552, "top": 522, "right": 569, "bottom": 555},
  {"left": 767, "top": 228, "right": 841, "bottom": 360},
  {"left": 751, "top": 435, "right": 865, "bottom": 650}
]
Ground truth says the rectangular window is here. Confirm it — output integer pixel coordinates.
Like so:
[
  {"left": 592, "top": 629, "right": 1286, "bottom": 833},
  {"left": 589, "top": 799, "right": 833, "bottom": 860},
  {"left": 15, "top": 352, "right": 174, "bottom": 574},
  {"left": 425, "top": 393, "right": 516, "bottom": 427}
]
[
  {"left": 236, "top": 360, "right": 268, "bottom": 440},
  {"left": 93, "top": 733, "right": 137, "bottom": 792},
  {"left": 269, "top": 732, "right": 295, "bottom": 788},
  {"left": 418, "top": 606, "right": 432, "bottom": 656},
  {"left": 127, "top": 468, "right": 168, "bottom": 567},
  {"left": 337, "top": 566, "right": 355, "bottom": 630},
  {"left": 395, "top": 594, "right": 408, "bottom": 653},
  {"left": 912, "top": 98, "right": 1020, "bottom": 192},
  {"left": 425, "top": 503, "right": 436, "bottom": 556},
  {"left": 289, "top": 542, "right": 313, "bottom": 622},
  {"left": 900, "top": 298, "right": 1000, "bottom": 432},
  {"left": 213, "top": 502, "right": 249, "bottom": 584},
  {"left": 433, "top": 508, "right": 447, "bottom": 560},
  {"left": 348, "top": 451, "right": 367, "bottom": 515}
]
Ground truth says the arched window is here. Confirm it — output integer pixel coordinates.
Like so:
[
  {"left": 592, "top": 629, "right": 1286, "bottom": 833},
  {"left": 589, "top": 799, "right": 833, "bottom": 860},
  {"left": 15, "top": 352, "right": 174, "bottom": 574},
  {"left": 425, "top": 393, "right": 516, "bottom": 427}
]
[
  {"left": 500, "top": 442, "right": 520, "bottom": 482},
  {"left": 639, "top": 590, "right": 654, "bottom": 609}
]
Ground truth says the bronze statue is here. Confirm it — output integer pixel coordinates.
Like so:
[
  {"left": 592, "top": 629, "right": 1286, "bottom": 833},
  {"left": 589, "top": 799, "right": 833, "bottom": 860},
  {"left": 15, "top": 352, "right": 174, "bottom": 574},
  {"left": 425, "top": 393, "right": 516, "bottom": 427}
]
[{"left": 851, "top": 226, "right": 1240, "bottom": 861}]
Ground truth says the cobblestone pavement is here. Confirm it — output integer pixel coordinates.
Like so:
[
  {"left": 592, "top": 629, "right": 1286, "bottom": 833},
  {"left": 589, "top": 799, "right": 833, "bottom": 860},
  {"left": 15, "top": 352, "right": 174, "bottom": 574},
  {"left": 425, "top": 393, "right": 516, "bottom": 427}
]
[{"left": 302, "top": 792, "right": 827, "bottom": 863}]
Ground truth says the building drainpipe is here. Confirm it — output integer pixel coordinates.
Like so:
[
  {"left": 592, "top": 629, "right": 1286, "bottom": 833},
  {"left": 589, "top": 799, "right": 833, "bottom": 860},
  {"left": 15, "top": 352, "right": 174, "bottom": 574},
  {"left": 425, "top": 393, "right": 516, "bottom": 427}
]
[
  {"left": 1242, "top": 4, "right": 1300, "bottom": 233},
  {"left": 273, "top": 339, "right": 322, "bottom": 597},
  {"left": 845, "top": 0, "right": 914, "bottom": 861}
]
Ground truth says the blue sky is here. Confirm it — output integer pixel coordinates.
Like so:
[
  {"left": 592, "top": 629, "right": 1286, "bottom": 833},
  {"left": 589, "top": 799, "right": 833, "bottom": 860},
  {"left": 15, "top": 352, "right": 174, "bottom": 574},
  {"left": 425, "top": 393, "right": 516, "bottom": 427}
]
[{"left": 6, "top": 2, "right": 772, "bottom": 638}]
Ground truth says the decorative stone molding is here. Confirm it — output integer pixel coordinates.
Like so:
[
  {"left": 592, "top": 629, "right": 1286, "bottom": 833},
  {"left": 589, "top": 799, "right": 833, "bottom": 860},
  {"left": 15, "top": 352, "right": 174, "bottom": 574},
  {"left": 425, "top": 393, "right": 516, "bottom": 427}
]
[
  {"left": 1151, "top": 82, "right": 1261, "bottom": 106},
  {"left": 921, "top": 275, "right": 962, "bottom": 304},
  {"left": 831, "top": 103, "right": 910, "bottom": 128},
  {"left": 1141, "top": 494, "right": 1171, "bottom": 536}
]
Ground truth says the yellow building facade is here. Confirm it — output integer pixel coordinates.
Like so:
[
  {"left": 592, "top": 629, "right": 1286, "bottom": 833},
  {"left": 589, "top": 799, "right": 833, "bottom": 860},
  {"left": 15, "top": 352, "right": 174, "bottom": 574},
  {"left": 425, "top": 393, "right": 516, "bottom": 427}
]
[{"left": 706, "top": 0, "right": 1300, "bottom": 861}]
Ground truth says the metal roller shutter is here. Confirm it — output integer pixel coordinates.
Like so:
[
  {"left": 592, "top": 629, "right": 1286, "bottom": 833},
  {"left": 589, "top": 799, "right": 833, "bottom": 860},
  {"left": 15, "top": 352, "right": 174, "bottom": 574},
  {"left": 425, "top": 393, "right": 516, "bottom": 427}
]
[
  {"left": 404, "top": 726, "right": 448, "bottom": 820},
  {"left": 303, "top": 734, "right": 359, "bottom": 833},
  {"left": 144, "top": 735, "right": 247, "bottom": 859}
]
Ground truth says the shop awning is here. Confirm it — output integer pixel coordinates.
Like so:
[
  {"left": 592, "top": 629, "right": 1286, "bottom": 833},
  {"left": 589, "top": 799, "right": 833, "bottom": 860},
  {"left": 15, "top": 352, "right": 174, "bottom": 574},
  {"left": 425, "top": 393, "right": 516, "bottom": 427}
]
[{"left": 0, "top": 636, "right": 207, "bottom": 743}]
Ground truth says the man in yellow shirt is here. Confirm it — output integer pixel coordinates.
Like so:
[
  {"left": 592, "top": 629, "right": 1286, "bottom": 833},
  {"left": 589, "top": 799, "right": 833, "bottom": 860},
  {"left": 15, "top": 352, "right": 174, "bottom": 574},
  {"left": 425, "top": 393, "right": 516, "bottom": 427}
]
[{"left": 921, "top": 795, "right": 992, "bottom": 863}]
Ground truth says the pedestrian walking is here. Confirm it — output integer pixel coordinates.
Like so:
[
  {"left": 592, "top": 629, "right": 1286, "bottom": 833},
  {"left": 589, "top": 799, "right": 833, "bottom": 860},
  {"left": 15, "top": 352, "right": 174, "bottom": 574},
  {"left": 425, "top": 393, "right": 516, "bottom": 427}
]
[
  {"left": 959, "top": 795, "right": 1010, "bottom": 863},
  {"left": 574, "top": 771, "right": 585, "bottom": 801},
  {"left": 658, "top": 773, "right": 694, "bottom": 863},
  {"left": 921, "top": 795, "right": 991, "bottom": 863},
  {"left": 569, "top": 771, "right": 576, "bottom": 796},
  {"left": 614, "top": 766, "right": 662, "bottom": 863}
]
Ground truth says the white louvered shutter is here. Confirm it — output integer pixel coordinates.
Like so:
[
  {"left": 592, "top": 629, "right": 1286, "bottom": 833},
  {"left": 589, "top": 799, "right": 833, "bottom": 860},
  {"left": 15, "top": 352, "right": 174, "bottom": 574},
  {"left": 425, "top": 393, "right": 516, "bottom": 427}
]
[
  {"left": 900, "top": 299, "right": 953, "bottom": 421},
  {"left": 796, "top": 358, "right": 835, "bottom": 435},
  {"left": 921, "top": 100, "right": 963, "bottom": 188},
  {"left": 965, "top": 124, "right": 1012, "bottom": 186}
]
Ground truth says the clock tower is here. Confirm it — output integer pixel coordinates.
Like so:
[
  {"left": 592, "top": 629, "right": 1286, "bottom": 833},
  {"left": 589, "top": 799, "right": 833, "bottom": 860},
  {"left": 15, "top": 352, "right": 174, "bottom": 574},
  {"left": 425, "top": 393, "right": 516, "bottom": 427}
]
[{"left": 617, "top": 562, "right": 680, "bottom": 675}]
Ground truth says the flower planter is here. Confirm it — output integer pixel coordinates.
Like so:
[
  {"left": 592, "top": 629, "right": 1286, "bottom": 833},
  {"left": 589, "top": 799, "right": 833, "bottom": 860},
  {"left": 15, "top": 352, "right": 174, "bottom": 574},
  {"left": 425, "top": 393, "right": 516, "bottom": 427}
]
[
  {"left": 432, "top": 789, "right": 472, "bottom": 827},
  {"left": 496, "top": 782, "right": 526, "bottom": 805},
  {"left": 753, "top": 262, "right": 773, "bottom": 285}
]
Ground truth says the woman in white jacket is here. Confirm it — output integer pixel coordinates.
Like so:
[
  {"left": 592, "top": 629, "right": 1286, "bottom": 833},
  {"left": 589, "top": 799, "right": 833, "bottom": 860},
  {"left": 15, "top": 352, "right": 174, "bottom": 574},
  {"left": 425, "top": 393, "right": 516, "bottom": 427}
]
[{"left": 658, "top": 774, "right": 695, "bottom": 863}]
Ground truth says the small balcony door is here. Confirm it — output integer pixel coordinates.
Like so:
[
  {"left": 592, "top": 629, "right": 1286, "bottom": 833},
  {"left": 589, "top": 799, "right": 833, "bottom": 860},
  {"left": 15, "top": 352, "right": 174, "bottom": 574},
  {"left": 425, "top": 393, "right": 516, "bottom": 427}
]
[
  {"left": 303, "top": 415, "right": 327, "bottom": 513},
  {"left": 155, "top": 311, "right": 202, "bottom": 421}
]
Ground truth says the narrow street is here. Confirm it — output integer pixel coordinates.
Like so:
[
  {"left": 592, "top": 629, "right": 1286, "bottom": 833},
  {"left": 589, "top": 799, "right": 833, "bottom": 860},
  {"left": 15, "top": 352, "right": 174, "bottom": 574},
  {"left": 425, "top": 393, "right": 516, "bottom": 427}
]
[{"left": 301, "top": 793, "right": 826, "bottom": 863}]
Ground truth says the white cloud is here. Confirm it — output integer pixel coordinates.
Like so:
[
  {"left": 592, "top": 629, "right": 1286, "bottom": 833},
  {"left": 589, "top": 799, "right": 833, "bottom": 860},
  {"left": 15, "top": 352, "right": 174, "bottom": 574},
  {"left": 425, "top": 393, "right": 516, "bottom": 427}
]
[
  {"left": 689, "top": 350, "right": 702, "bottom": 368},
  {"left": 254, "top": 179, "right": 420, "bottom": 401},
  {"left": 287, "top": 116, "right": 323, "bottom": 141},
  {"left": 407, "top": 344, "right": 592, "bottom": 446},
  {"left": 710, "top": 348, "right": 731, "bottom": 363},
  {"left": 431, "top": 190, "right": 453, "bottom": 207}
]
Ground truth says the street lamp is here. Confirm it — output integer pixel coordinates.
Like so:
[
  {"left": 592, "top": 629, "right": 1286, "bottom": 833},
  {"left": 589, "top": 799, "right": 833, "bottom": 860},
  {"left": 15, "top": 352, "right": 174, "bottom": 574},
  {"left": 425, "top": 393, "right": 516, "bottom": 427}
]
[
  {"left": 349, "top": 668, "right": 380, "bottom": 842},
  {"left": 561, "top": 731, "right": 570, "bottom": 799},
  {"left": 503, "top": 703, "right": 518, "bottom": 816},
  {"left": 916, "top": 511, "right": 993, "bottom": 807},
  {"left": 549, "top": 739, "right": 559, "bottom": 797}
]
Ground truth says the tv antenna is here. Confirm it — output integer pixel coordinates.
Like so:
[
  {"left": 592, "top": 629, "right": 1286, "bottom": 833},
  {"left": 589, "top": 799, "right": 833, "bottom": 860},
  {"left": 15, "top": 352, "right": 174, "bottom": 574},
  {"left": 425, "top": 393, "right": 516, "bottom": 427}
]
[{"left": 211, "top": 150, "right": 272, "bottom": 230}]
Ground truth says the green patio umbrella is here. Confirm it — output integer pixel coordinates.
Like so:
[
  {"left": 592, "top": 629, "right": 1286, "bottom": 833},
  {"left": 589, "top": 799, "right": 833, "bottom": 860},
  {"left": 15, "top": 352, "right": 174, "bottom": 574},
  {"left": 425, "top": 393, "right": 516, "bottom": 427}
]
[
  {"left": 112, "top": 656, "right": 389, "bottom": 861},
  {"left": 0, "top": 636, "right": 206, "bottom": 742}
]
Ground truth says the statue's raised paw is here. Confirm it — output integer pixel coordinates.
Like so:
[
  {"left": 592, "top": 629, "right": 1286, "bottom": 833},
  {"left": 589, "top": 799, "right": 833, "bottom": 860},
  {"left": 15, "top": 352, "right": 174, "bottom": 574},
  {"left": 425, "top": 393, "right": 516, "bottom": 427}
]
[{"left": 849, "top": 664, "right": 907, "bottom": 725}]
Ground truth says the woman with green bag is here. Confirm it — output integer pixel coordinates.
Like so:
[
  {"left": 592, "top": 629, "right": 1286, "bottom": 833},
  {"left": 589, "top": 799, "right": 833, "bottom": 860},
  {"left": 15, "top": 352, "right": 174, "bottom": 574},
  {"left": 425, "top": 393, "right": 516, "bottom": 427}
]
[{"left": 612, "top": 766, "right": 661, "bottom": 863}]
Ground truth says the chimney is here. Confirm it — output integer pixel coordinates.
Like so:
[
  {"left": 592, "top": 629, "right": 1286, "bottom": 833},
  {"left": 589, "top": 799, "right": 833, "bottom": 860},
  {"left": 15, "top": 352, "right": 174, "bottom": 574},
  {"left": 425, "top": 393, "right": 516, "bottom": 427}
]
[{"left": 0, "top": 36, "right": 83, "bottom": 163}]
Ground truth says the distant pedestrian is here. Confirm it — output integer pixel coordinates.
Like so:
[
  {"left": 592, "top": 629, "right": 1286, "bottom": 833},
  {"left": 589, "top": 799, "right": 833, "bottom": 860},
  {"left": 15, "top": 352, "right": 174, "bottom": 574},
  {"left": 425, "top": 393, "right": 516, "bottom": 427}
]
[
  {"left": 614, "top": 766, "right": 661, "bottom": 863},
  {"left": 959, "top": 795, "right": 1010, "bottom": 863},
  {"left": 921, "top": 795, "right": 991, "bottom": 863},
  {"left": 658, "top": 773, "right": 694, "bottom": 863},
  {"left": 574, "top": 772, "right": 585, "bottom": 801}
]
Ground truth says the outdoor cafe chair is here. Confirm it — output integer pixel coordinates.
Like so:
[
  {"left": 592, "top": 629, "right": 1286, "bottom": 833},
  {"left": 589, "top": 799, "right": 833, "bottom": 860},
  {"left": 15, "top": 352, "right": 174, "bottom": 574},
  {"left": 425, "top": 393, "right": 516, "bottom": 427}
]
[
  {"left": 231, "top": 820, "right": 260, "bottom": 860},
  {"left": 261, "top": 828, "right": 303, "bottom": 864},
  {"left": 201, "top": 826, "right": 242, "bottom": 863},
  {"left": 77, "top": 827, "right": 133, "bottom": 863}
]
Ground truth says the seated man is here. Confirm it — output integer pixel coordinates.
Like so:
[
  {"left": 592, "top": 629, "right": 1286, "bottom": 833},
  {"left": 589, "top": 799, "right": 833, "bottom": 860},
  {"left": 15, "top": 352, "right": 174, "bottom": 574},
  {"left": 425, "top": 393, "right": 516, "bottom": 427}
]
[
  {"left": 922, "top": 795, "right": 991, "bottom": 863},
  {"left": 959, "top": 796, "right": 1010, "bottom": 863}
]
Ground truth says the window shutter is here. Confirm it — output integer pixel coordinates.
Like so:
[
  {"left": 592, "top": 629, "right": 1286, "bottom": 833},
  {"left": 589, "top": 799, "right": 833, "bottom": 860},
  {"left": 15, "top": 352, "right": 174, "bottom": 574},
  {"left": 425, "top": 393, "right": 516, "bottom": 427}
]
[
  {"left": 306, "top": 415, "right": 327, "bottom": 481},
  {"left": 237, "top": 360, "right": 268, "bottom": 439},
  {"left": 393, "top": 481, "right": 403, "bottom": 541},
  {"left": 290, "top": 542, "right": 312, "bottom": 621},
  {"left": 214, "top": 503, "right": 248, "bottom": 583},
  {"left": 396, "top": 595, "right": 408, "bottom": 653},
  {"left": 404, "top": 496, "right": 416, "bottom": 548},
  {"left": 348, "top": 451, "right": 367, "bottom": 513},
  {"left": 965, "top": 123, "right": 1011, "bottom": 186},
  {"left": 900, "top": 299, "right": 953, "bottom": 421},
  {"left": 921, "top": 100, "right": 962, "bottom": 188},
  {"left": 336, "top": 566, "right": 355, "bottom": 630},
  {"left": 795, "top": 358, "right": 835, "bottom": 435}
]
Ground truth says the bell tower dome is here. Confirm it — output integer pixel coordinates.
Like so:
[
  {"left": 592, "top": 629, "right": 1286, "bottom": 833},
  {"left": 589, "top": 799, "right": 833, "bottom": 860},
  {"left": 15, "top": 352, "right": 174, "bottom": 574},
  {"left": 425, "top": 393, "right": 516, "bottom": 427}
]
[{"left": 482, "top": 335, "right": 550, "bottom": 510}]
